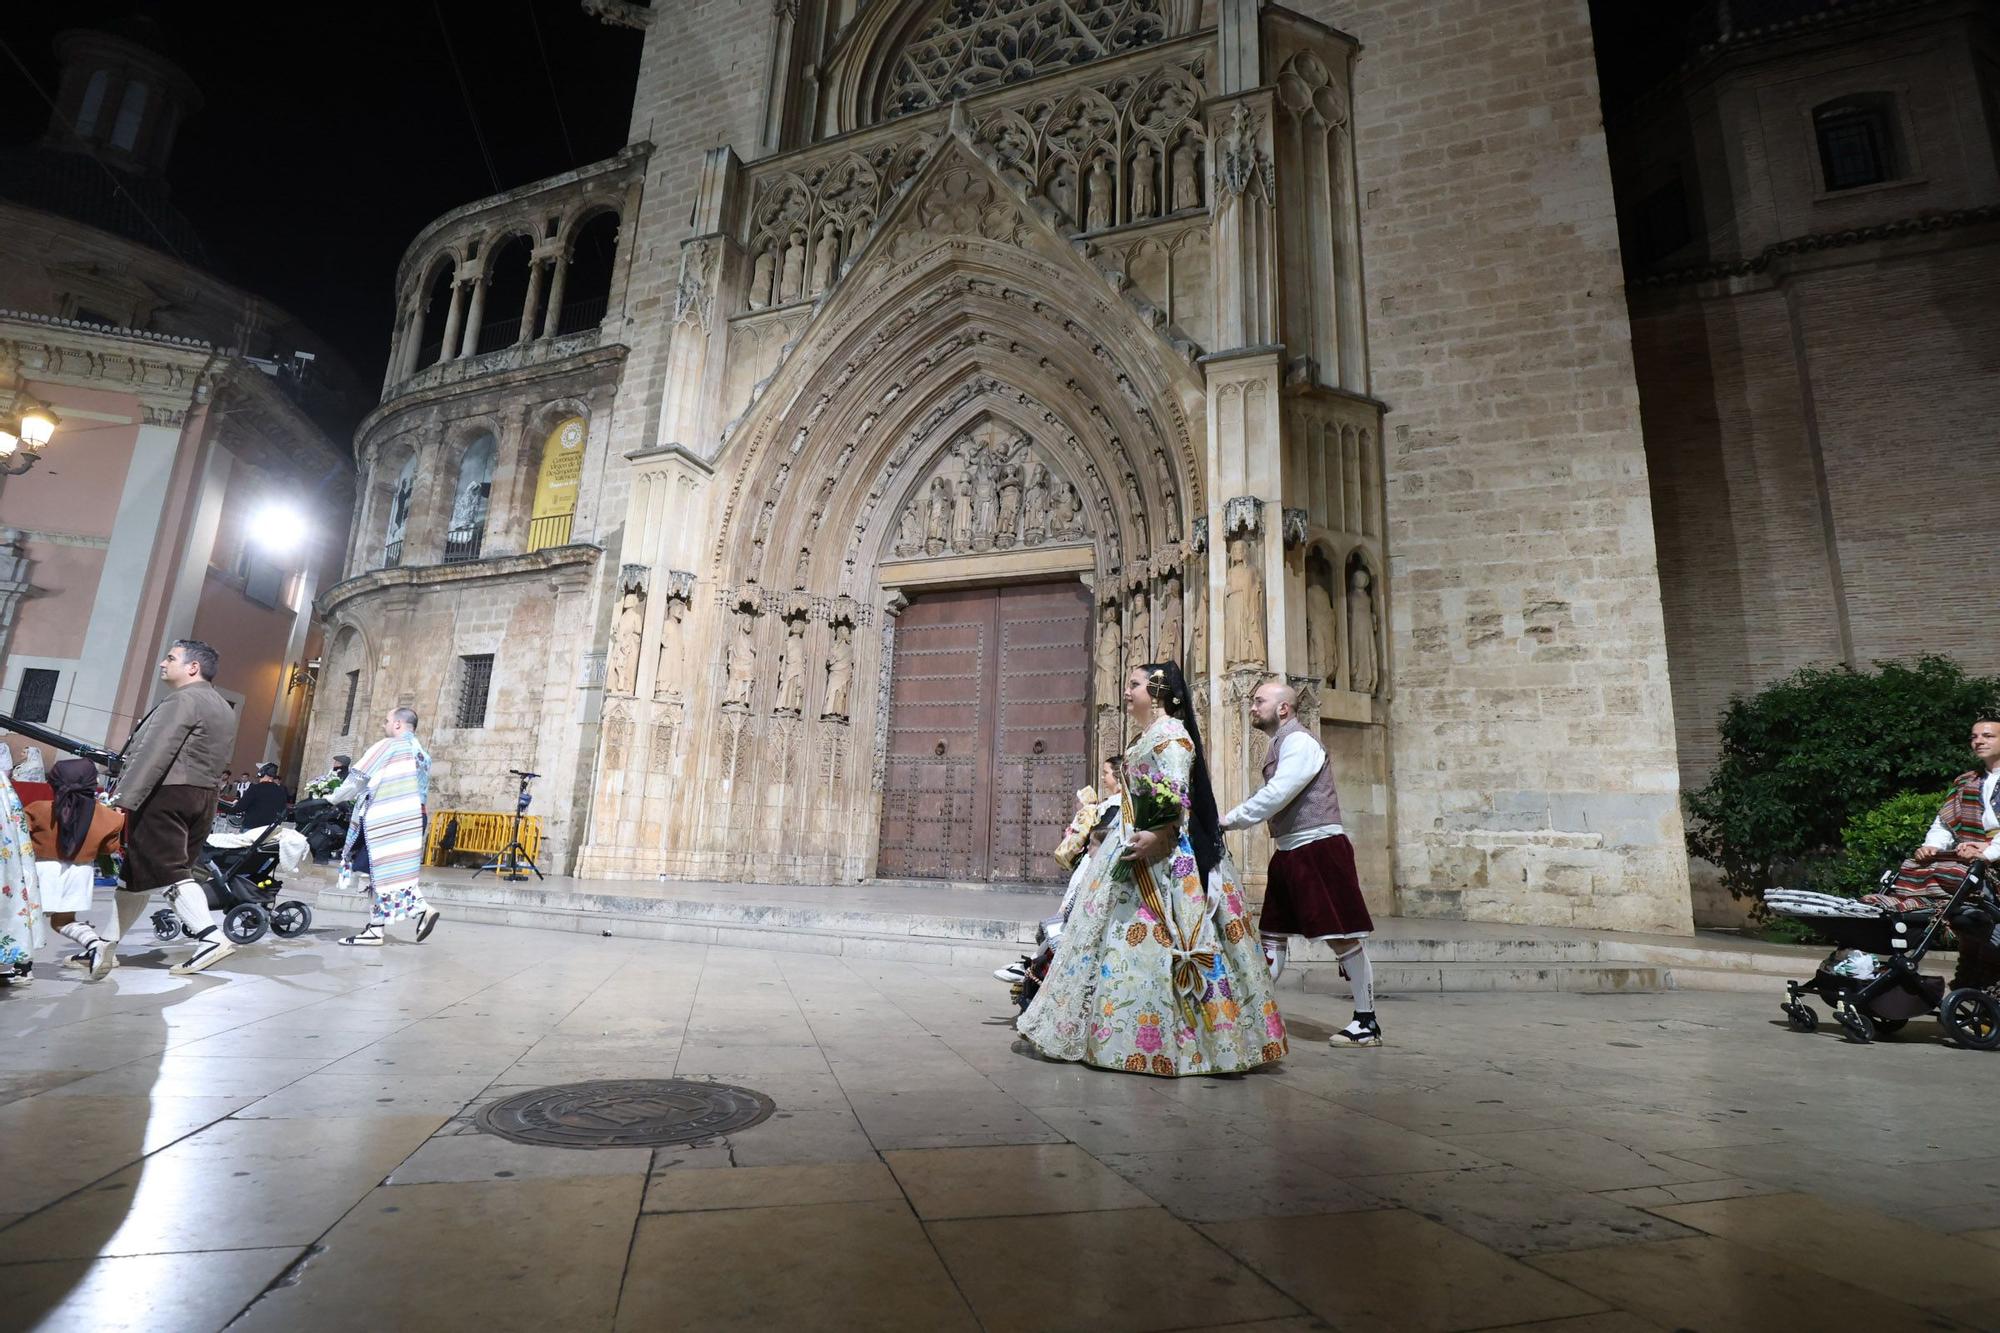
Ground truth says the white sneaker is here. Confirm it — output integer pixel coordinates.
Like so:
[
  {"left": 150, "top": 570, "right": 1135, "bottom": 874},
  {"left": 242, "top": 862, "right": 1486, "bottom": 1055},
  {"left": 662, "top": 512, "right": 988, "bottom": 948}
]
[
  {"left": 994, "top": 961, "right": 1027, "bottom": 983},
  {"left": 89, "top": 942, "right": 118, "bottom": 980},
  {"left": 169, "top": 934, "right": 236, "bottom": 976}
]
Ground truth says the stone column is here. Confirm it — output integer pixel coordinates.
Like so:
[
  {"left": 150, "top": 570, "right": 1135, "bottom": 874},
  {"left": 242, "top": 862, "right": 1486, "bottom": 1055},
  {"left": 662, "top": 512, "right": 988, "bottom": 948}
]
[
  {"left": 458, "top": 275, "right": 488, "bottom": 359},
  {"left": 540, "top": 254, "right": 571, "bottom": 339},
  {"left": 437, "top": 263, "right": 469, "bottom": 365},
  {"left": 518, "top": 259, "right": 547, "bottom": 346},
  {"left": 657, "top": 148, "right": 740, "bottom": 454}
]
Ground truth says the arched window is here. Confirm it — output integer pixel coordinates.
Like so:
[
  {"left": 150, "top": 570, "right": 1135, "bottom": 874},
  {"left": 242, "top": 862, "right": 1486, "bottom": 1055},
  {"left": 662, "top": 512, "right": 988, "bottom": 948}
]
[
  {"left": 1814, "top": 94, "right": 1900, "bottom": 192},
  {"left": 443, "top": 434, "right": 497, "bottom": 563},
  {"left": 526, "top": 416, "right": 586, "bottom": 551},
  {"left": 76, "top": 69, "right": 109, "bottom": 137},
  {"left": 381, "top": 453, "right": 419, "bottom": 568},
  {"left": 474, "top": 234, "right": 535, "bottom": 354},
  {"left": 556, "top": 212, "right": 620, "bottom": 335},
  {"left": 110, "top": 80, "right": 148, "bottom": 152},
  {"left": 412, "top": 262, "right": 456, "bottom": 372}
]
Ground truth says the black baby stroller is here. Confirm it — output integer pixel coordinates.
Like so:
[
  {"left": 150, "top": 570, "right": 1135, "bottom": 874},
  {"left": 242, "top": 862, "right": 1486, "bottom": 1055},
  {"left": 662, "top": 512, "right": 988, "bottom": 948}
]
[
  {"left": 152, "top": 821, "right": 315, "bottom": 946},
  {"left": 1765, "top": 861, "right": 2000, "bottom": 1048},
  {"left": 289, "top": 797, "right": 351, "bottom": 864}
]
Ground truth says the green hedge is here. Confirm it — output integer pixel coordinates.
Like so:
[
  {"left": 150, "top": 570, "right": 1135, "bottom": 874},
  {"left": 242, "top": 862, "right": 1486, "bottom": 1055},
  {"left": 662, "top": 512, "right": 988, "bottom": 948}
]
[{"left": 1685, "top": 656, "right": 2000, "bottom": 899}]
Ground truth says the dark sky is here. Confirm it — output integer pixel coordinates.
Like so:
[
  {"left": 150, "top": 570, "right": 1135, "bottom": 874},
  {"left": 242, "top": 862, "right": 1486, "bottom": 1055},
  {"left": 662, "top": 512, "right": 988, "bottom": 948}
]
[
  {"left": 0, "top": 1, "right": 1699, "bottom": 409},
  {"left": 0, "top": 1, "right": 641, "bottom": 394}
]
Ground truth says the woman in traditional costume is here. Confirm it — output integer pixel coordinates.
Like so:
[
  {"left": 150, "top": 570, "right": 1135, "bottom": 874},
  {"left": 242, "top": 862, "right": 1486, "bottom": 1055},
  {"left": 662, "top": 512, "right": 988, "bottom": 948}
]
[
  {"left": 1017, "top": 661, "right": 1287, "bottom": 1076},
  {"left": 0, "top": 745, "right": 43, "bottom": 985}
]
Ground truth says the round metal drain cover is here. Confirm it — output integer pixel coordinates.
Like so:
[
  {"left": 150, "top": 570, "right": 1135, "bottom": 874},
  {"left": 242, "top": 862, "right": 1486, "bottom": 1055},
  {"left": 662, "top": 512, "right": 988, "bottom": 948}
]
[{"left": 475, "top": 1079, "right": 775, "bottom": 1149}]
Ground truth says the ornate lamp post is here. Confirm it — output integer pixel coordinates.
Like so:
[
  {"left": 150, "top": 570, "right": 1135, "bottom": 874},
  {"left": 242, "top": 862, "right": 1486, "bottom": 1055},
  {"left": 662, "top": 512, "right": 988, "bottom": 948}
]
[{"left": 0, "top": 392, "right": 60, "bottom": 475}]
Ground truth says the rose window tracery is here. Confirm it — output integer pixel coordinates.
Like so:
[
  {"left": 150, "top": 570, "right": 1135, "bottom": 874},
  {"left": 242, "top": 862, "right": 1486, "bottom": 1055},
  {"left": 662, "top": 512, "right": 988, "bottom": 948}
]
[{"left": 882, "top": 0, "right": 1170, "bottom": 120}]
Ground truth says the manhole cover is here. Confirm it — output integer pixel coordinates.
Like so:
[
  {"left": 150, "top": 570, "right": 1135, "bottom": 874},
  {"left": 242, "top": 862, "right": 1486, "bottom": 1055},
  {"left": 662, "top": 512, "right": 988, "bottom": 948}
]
[{"left": 475, "top": 1079, "right": 775, "bottom": 1149}]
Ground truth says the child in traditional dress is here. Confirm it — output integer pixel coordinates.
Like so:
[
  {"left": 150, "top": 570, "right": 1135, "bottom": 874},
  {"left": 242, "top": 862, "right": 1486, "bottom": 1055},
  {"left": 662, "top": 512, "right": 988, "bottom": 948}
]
[{"left": 25, "top": 758, "right": 125, "bottom": 980}]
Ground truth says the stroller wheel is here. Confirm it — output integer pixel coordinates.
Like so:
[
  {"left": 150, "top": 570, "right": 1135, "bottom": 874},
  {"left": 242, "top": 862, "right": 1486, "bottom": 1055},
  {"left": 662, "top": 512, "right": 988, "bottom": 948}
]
[
  {"left": 1941, "top": 988, "right": 2000, "bottom": 1051},
  {"left": 223, "top": 903, "right": 269, "bottom": 946},
  {"left": 1784, "top": 1003, "right": 1818, "bottom": 1033},
  {"left": 152, "top": 909, "right": 182, "bottom": 942},
  {"left": 1834, "top": 1002, "right": 1877, "bottom": 1044},
  {"left": 270, "top": 901, "right": 314, "bottom": 938}
]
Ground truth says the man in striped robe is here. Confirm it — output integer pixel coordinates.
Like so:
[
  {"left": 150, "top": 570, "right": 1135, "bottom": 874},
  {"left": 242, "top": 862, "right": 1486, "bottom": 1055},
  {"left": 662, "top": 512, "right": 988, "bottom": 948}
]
[{"left": 328, "top": 707, "right": 440, "bottom": 946}]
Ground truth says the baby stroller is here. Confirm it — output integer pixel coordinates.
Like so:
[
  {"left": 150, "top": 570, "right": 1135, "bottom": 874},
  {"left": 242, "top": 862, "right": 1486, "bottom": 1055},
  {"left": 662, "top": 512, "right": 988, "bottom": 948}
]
[
  {"left": 289, "top": 797, "right": 351, "bottom": 864},
  {"left": 1766, "top": 861, "right": 2000, "bottom": 1048},
  {"left": 153, "top": 822, "right": 315, "bottom": 946},
  {"left": 1008, "top": 914, "right": 1066, "bottom": 1014}
]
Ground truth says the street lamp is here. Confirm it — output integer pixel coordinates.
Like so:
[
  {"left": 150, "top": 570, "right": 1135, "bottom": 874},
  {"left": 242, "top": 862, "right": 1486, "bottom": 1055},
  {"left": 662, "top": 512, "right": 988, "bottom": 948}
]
[{"left": 0, "top": 393, "right": 60, "bottom": 476}]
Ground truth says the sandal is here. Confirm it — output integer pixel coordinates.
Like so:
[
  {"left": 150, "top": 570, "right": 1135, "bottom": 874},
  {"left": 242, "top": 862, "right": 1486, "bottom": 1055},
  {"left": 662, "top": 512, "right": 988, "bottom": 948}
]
[
  {"left": 338, "top": 924, "right": 386, "bottom": 947},
  {"left": 415, "top": 908, "right": 441, "bottom": 943}
]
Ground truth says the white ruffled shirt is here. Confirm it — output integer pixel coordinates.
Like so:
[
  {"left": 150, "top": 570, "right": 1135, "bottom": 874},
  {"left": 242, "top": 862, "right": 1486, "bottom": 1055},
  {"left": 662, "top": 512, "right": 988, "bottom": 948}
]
[{"left": 1219, "top": 727, "right": 1342, "bottom": 852}]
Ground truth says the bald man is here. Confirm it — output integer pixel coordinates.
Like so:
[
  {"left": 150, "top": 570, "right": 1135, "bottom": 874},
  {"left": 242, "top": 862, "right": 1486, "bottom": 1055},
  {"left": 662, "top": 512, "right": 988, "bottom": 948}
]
[{"left": 1220, "top": 680, "right": 1382, "bottom": 1048}]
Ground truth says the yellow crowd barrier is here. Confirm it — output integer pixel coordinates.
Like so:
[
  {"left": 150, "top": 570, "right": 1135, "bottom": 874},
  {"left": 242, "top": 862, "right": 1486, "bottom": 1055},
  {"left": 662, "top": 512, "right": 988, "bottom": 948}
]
[{"left": 426, "top": 811, "right": 543, "bottom": 867}]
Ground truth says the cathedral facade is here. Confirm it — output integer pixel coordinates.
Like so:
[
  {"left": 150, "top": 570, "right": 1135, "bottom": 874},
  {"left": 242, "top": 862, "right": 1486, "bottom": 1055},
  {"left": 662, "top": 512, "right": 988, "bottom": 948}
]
[{"left": 302, "top": 0, "right": 1694, "bottom": 935}]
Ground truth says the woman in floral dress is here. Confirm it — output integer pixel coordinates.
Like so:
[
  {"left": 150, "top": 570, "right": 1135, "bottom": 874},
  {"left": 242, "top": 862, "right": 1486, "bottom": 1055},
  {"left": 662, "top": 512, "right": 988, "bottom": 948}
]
[
  {"left": 1017, "top": 661, "right": 1287, "bottom": 1075},
  {"left": 0, "top": 744, "right": 43, "bottom": 985}
]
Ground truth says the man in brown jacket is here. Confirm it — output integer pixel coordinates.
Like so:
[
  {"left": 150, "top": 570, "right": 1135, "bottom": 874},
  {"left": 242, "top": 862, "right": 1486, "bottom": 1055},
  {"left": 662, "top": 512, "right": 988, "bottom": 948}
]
[{"left": 109, "top": 639, "right": 240, "bottom": 975}]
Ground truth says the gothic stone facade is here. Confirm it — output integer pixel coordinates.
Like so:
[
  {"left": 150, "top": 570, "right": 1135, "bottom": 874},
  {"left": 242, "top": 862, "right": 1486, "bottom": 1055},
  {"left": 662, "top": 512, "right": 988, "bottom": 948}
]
[{"left": 306, "top": 0, "right": 1694, "bottom": 935}]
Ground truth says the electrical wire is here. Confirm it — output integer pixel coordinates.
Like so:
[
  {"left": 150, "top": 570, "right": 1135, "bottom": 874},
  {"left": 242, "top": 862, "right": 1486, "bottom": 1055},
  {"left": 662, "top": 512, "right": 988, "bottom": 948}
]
[
  {"left": 524, "top": 0, "right": 579, "bottom": 168},
  {"left": 432, "top": 0, "right": 503, "bottom": 195}
]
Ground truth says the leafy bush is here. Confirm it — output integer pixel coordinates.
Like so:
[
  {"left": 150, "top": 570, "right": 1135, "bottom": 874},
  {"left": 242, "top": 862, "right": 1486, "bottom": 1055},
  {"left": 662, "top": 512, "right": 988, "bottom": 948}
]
[
  {"left": 1685, "top": 656, "right": 2000, "bottom": 899},
  {"left": 1818, "top": 789, "right": 1950, "bottom": 897}
]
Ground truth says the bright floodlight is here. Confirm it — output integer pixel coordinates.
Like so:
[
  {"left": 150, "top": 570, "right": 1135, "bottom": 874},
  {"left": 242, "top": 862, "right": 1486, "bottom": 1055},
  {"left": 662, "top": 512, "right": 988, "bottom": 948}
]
[
  {"left": 16, "top": 406, "right": 57, "bottom": 447},
  {"left": 251, "top": 503, "right": 307, "bottom": 553}
]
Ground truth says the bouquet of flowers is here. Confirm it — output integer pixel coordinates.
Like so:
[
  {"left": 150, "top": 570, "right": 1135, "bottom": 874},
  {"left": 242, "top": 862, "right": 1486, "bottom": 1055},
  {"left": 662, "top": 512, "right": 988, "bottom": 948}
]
[{"left": 1127, "top": 770, "right": 1188, "bottom": 834}]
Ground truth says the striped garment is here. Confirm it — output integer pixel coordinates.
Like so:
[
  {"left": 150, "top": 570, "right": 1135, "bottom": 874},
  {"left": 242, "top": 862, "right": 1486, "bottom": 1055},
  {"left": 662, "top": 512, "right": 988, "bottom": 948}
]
[
  {"left": 343, "top": 734, "right": 431, "bottom": 921},
  {"left": 1868, "top": 770, "right": 1990, "bottom": 911}
]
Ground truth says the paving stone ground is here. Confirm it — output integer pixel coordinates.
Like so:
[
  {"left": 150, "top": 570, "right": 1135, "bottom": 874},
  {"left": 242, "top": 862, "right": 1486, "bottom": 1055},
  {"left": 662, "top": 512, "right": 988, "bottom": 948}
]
[{"left": 5, "top": 909, "right": 2000, "bottom": 1332}]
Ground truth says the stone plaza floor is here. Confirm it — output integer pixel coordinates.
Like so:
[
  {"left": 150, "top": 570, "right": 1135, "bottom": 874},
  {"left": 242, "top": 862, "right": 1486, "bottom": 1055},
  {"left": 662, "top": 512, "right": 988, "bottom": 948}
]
[{"left": 4, "top": 910, "right": 2000, "bottom": 1332}]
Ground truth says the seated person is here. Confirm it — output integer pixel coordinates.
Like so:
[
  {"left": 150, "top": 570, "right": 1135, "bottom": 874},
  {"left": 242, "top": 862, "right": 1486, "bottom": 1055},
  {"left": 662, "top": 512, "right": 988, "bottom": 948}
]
[
  {"left": 220, "top": 763, "right": 292, "bottom": 831},
  {"left": 1865, "top": 718, "right": 2000, "bottom": 986}
]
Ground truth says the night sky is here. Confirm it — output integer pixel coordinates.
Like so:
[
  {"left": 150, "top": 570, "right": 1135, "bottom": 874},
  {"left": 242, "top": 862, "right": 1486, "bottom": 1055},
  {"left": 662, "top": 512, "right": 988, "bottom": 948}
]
[
  {"left": 0, "top": 1, "right": 641, "bottom": 399},
  {"left": 0, "top": 0, "right": 1701, "bottom": 430}
]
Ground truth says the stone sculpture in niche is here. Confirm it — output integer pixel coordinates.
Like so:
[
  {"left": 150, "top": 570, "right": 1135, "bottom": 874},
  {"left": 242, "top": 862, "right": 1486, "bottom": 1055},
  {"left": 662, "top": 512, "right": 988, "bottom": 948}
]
[
  {"left": 1171, "top": 136, "right": 1201, "bottom": 211},
  {"left": 1123, "top": 471, "right": 1148, "bottom": 552},
  {"left": 971, "top": 460, "right": 998, "bottom": 551},
  {"left": 1023, "top": 464, "right": 1052, "bottom": 545},
  {"left": 777, "top": 610, "right": 808, "bottom": 715},
  {"left": 1155, "top": 566, "right": 1183, "bottom": 664},
  {"left": 749, "top": 248, "right": 775, "bottom": 309},
  {"left": 951, "top": 476, "right": 975, "bottom": 549},
  {"left": 1095, "top": 597, "right": 1122, "bottom": 710},
  {"left": 822, "top": 619, "right": 855, "bottom": 721},
  {"left": 1348, "top": 562, "right": 1378, "bottom": 695},
  {"left": 925, "top": 475, "right": 952, "bottom": 554},
  {"left": 653, "top": 574, "right": 692, "bottom": 702},
  {"left": 810, "top": 221, "right": 839, "bottom": 295},
  {"left": 606, "top": 566, "right": 648, "bottom": 697},
  {"left": 1131, "top": 139, "right": 1157, "bottom": 219},
  {"left": 792, "top": 545, "right": 812, "bottom": 590},
  {"left": 1305, "top": 561, "right": 1337, "bottom": 689},
  {"left": 895, "top": 498, "right": 924, "bottom": 556},
  {"left": 778, "top": 230, "right": 806, "bottom": 304},
  {"left": 995, "top": 460, "right": 1023, "bottom": 548},
  {"left": 722, "top": 603, "right": 759, "bottom": 709},
  {"left": 1125, "top": 581, "right": 1150, "bottom": 666},
  {"left": 1223, "top": 498, "right": 1266, "bottom": 668},
  {"left": 1086, "top": 156, "right": 1114, "bottom": 231}
]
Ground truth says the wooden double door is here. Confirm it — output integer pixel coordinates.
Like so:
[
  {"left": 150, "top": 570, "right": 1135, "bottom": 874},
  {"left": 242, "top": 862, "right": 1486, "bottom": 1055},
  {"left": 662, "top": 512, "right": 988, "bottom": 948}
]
[{"left": 877, "top": 582, "right": 1093, "bottom": 884}]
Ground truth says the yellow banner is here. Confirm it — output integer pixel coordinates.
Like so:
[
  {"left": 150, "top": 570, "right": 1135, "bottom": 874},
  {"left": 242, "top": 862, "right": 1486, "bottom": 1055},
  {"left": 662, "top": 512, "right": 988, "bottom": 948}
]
[{"left": 531, "top": 417, "right": 586, "bottom": 521}]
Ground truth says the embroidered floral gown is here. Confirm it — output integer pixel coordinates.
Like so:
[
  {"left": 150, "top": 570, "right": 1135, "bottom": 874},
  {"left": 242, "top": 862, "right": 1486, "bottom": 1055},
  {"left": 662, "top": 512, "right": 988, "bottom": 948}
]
[
  {"left": 0, "top": 773, "right": 42, "bottom": 970},
  {"left": 1017, "top": 715, "right": 1287, "bottom": 1076}
]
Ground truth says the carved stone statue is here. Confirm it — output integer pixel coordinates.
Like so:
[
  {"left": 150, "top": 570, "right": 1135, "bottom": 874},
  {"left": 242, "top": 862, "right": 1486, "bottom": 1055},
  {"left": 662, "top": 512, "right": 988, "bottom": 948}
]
[
  {"left": 1348, "top": 563, "right": 1378, "bottom": 694},
  {"left": 925, "top": 476, "right": 952, "bottom": 555},
  {"left": 1086, "top": 156, "right": 1114, "bottom": 231},
  {"left": 1151, "top": 446, "right": 1180, "bottom": 544},
  {"left": 792, "top": 545, "right": 812, "bottom": 590},
  {"left": 1185, "top": 556, "right": 1207, "bottom": 678},
  {"left": 1058, "top": 483, "right": 1084, "bottom": 537},
  {"left": 822, "top": 620, "right": 855, "bottom": 721},
  {"left": 654, "top": 591, "right": 689, "bottom": 701},
  {"left": 1224, "top": 534, "right": 1266, "bottom": 667},
  {"left": 1131, "top": 139, "right": 1158, "bottom": 219},
  {"left": 1023, "top": 464, "right": 1052, "bottom": 545},
  {"left": 1095, "top": 598, "right": 1122, "bottom": 710},
  {"left": 995, "top": 462, "right": 1022, "bottom": 548},
  {"left": 951, "top": 476, "right": 974, "bottom": 550},
  {"left": 895, "top": 498, "right": 924, "bottom": 556},
  {"left": 1306, "top": 569, "right": 1338, "bottom": 688},
  {"left": 1122, "top": 472, "right": 1148, "bottom": 552},
  {"left": 749, "top": 247, "right": 776, "bottom": 309},
  {"left": 1171, "top": 137, "right": 1201, "bottom": 211},
  {"left": 1125, "top": 583, "right": 1150, "bottom": 667},
  {"left": 778, "top": 230, "right": 806, "bottom": 304},
  {"left": 777, "top": 615, "right": 808, "bottom": 714},
  {"left": 809, "top": 221, "right": 839, "bottom": 295},
  {"left": 607, "top": 577, "right": 646, "bottom": 696},
  {"left": 971, "top": 460, "right": 998, "bottom": 550},
  {"left": 750, "top": 498, "right": 776, "bottom": 566},
  {"left": 723, "top": 606, "right": 758, "bottom": 708},
  {"left": 1155, "top": 569, "right": 1183, "bottom": 664}
]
